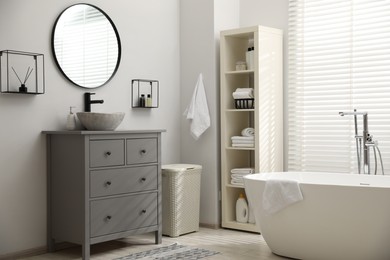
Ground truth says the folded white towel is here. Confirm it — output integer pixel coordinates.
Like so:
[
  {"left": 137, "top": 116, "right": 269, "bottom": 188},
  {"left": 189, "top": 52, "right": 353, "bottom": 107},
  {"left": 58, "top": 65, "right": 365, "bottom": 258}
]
[
  {"left": 231, "top": 174, "right": 245, "bottom": 179},
  {"left": 231, "top": 179, "right": 244, "bottom": 186},
  {"left": 183, "top": 73, "right": 210, "bottom": 140},
  {"left": 231, "top": 168, "right": 255, "bottom": 174},
  {"left": 232, "top": 143, "right": 254, "bottom": 148},
  {"left": 262, "top": 179, "right": 303, "bottom": 215},
  {"left": 235, "top": 88, "right": 254, "bottom": 93},
  {"left": 232, "top": 140, "right": 254, "bottom": 144},
  {"left": 231, "top": 136, "right": 254, "bottom": 140},
  {"left": 231, "top": 173, "right": 251, "bottom": 177},
  {"left": 241, "top": 127, "right": 255, "bottom": 137},
  {"left": 232, "top": 88, "right": 254, "bottom": 99},
  {"left": 233, "top": 92, "right": 254, "bottom": 99}
]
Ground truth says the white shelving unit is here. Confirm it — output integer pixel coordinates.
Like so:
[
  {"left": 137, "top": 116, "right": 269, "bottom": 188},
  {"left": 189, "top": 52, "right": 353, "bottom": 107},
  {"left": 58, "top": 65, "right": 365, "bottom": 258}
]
[{"left": 220, "top": 25, "right": 283, "bottom": 233}]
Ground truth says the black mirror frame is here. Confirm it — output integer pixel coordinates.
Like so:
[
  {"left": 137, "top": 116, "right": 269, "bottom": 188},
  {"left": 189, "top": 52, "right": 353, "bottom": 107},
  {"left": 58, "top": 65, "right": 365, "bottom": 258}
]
[{"left": 51, "top": 3, "right": 122, "bottom": 89}]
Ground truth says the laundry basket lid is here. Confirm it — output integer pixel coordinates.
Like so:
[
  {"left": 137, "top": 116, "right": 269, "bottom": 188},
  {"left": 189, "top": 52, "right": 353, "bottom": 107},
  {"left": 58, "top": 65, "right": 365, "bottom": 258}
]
[{"left": 162, "top": 164, "right": 202, "bottom": 173}]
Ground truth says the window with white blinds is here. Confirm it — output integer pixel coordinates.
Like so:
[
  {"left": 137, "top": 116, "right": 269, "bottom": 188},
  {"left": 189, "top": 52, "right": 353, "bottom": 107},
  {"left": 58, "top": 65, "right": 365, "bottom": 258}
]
[{"left": 288, "top": 0, "right": 390, "bottom": 174}]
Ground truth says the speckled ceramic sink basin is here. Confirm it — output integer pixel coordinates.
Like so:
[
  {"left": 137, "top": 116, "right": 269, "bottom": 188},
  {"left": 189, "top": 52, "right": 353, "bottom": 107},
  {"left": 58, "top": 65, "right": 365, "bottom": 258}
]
[{"left": 76, "top": 112, "right": 125, "bottom": 131}]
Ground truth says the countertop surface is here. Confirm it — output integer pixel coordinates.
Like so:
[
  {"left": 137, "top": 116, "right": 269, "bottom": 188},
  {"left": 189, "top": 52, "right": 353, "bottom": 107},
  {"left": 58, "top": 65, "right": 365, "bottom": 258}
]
[{"left": 42, "top": 129, "right": 166, "bottom": 135}]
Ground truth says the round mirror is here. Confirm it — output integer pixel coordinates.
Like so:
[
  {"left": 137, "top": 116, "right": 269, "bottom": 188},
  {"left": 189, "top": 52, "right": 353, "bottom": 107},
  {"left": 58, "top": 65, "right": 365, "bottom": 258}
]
[{"left": 52, "top": 4, "right": 121, "bottom": 88}]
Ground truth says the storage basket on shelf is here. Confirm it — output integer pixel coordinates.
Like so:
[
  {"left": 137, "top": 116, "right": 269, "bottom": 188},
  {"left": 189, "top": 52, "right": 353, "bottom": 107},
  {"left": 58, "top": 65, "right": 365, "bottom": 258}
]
[
  {"left": 234, "top": 98, "right": 254, "bottom": 109},
  {"left": 161, "top": 164, "right": 202, "bottom": 237}
]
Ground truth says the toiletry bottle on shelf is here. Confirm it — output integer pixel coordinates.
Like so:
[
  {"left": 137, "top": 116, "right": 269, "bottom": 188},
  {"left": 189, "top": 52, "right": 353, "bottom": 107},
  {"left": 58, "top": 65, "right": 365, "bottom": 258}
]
[
  {"left": 146, "top": 94, "right": 152, "bottom": 107},
  {"left": 249, "top": 47, "right": 254, "bottom": 70},
  {"left": 236, "top": 193, "right": 249, "bottom": 223},
  {"left": 246, "top": 39, "right": 254, "bottom": 70},
  {"left": 66, "top": 106, "right": 76, "bottom": 130},
  {"left": 139, "top": 94, "right": 145, "bottom": 107},
  {"left": 246, "top": 48, "right": 252, "bottom": 70}
]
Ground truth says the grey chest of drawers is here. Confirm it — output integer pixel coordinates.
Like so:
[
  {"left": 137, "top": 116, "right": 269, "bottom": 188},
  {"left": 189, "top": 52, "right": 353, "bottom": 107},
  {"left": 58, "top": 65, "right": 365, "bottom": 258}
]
[{"left": 43, "top": 130, "right": 164, "bottom": 260}]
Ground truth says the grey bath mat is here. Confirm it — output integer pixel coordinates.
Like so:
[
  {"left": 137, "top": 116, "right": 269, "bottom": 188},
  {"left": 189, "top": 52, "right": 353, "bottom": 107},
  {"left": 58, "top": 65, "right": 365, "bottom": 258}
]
[{"left": 115, "top": 243, "right": 219, "bottom": 260}]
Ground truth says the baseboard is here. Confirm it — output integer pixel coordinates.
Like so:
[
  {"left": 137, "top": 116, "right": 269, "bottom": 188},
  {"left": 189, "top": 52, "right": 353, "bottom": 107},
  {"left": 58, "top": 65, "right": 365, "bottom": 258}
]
[
  {"left": 0, "top": 242, "right": 75, "bottom": 260},
  {"left": 0, "top": 227, "right": 221, "bottom": 259},
  {"left": 0, "top": 246, "right": 47, "bottom": 260},
  {"left": 199, "top": 223, "right": 220, "bottom": 229}
]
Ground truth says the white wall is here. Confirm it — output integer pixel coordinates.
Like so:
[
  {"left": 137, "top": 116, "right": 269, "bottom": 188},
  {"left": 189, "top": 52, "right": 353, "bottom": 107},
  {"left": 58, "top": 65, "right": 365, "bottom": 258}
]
[
  {"left": 240, "top": 0, "right": 288, "bottom": 30},
  {"left": 180, "top": 0, "right": 288, "bottom": 227},
  {"left": 179, "top": 0, "right": 239, "bottom": 227},
  {"left": 0, "top": 0, "right": 181, "bottom": 256},
  {"left": 240, "top": 0, "right": 289, "bottom": 169}
]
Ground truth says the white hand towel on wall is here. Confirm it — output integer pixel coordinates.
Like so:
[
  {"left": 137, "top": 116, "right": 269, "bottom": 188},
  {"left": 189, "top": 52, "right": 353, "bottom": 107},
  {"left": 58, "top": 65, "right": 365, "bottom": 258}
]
[{"left": 184, "top": 73, "right": 211, "bottom": 140}]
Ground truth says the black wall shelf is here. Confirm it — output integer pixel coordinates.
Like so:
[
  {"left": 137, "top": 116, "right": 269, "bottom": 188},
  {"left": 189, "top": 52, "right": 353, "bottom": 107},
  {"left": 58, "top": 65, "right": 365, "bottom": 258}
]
[
  {"left": 0, "top": 50, "right": 45, "bottom": 94},
  {"left": 131, "top": 79, "right": 159, "bottom": 108}
]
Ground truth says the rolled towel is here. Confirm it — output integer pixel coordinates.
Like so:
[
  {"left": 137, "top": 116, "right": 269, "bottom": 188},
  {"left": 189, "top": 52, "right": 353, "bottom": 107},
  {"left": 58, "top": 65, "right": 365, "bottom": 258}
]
[
  {"left": 241, "top": 127, "right": 255, "bottom": 137},
  {"left": 262, "top": 179, "right": 303, "bottom": 215}
]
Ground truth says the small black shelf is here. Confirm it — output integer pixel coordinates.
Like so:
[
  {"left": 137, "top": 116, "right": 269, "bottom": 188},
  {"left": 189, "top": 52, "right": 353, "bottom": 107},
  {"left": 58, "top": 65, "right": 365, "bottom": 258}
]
[
  {"left": 0, "top": 50, "right": 45, "bottom": 94},
  {"left": 131, "top": 79, "right": 159, "bottom": 108},
  {"left": 1, "top": 91, "right": 44, "bottom": 95}
]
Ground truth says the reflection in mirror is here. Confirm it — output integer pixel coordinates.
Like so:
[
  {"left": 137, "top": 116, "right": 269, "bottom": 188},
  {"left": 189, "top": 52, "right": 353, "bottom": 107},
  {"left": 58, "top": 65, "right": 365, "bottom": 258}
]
[{"left": 52, "top": 4, "right": 121, "bottom": 88}]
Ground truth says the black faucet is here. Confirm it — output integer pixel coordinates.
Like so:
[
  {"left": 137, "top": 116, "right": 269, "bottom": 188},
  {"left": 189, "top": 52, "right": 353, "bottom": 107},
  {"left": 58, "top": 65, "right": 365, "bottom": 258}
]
[{"left": 84, "top": 92, "right": 104, "bottom": 112}]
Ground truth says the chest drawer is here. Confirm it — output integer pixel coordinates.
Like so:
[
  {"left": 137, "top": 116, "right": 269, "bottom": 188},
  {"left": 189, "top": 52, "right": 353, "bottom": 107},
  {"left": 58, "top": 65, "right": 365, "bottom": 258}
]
[
  {"left": 127, "top": 138, "right": 157, "bottom": 165},
  {"left": 90, "top": 165, "right": 158, "bottom": 198},
  {"left": 90, "top": 193, "right": 158, "bottom": 237},
  {"left": 90, "top": 139, "right": 125, "bottom": 167}
]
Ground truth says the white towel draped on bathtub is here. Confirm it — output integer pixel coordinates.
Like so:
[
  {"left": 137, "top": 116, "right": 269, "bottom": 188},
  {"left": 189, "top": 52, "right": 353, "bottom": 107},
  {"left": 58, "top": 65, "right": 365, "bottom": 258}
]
[
  {"left": 262, "top": 179, "right": 303, "bottom": 215},
  {"left": 183, "top": 73, "right": 210, "bottom": 140}
]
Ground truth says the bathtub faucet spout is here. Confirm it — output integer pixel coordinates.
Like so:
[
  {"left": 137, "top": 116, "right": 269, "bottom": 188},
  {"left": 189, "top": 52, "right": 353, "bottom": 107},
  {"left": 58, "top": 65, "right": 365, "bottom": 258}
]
[{"left": 339, "top": 110, "right": 370, "bottom": 174}]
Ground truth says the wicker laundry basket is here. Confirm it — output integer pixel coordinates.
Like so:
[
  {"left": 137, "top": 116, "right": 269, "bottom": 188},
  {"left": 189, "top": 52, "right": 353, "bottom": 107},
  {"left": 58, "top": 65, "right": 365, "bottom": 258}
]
[{"left": 161, "top": 164, "right": 202, "bottom": 237}]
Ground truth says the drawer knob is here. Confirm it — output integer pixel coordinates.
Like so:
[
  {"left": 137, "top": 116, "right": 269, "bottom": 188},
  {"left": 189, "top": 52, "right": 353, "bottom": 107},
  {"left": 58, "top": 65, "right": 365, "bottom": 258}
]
[
  {"left": 141, "top": 209, "right": 146, "bottom": 214},
  {"left": 140, "top": 177, "right": 146, "bottom": 182},
  {"left": 140, "top": 149, "right": 146, "bottom": 154},
  {"left": 105, "top": 151, "right": 112, "bottom": 156},
  {"left": 105, "top": 215, "right": 112, "bottom": 221},
  {"left": 105, "top": 181, "right": 112, "bottom": 186}
]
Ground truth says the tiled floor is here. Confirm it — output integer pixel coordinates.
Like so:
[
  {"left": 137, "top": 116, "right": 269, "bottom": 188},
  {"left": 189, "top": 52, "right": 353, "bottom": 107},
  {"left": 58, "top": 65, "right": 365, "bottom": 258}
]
[{"left": 22, "top": 228, "right": 287, "bottom": 259}]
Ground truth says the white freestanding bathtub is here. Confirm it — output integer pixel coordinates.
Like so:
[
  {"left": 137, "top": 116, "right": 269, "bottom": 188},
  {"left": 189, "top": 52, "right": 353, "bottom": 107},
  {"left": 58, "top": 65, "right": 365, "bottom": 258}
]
[{"left": 244, "top": 172, "right": 390, "bottom": 260}]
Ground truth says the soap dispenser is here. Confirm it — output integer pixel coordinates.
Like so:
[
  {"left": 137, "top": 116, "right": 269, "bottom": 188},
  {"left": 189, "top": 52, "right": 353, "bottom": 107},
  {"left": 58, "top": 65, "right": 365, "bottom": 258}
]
[{"left": 66, "top": 106, "right": 76, "bottom": 130}]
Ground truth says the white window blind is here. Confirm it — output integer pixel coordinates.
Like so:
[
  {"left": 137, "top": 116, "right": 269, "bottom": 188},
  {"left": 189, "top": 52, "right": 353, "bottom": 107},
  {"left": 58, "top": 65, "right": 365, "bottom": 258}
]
[{"left": 288, "top": 0, "right": 390, "bottom": 174}]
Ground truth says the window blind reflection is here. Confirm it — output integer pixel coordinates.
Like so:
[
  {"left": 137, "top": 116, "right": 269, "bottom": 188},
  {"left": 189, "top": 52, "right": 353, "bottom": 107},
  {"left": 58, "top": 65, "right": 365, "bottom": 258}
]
[{"left": 53, "top": 4, "right": 119, "bottom": 88}]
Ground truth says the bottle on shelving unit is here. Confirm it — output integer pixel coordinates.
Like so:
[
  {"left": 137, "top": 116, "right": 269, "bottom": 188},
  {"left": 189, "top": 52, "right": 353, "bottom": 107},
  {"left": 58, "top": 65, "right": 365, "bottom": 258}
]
[
  {"left": 245, "top": 48, "right": 251, "bottom": 70},
  {"left": 250, "top": 47, "right": 254, "bottom": 70},
  {"left": 236, "top": 193, "right": 249, "bottom": 223},
  {"left": 246, "top": 39, "right": 254, "bottom": 70}
]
